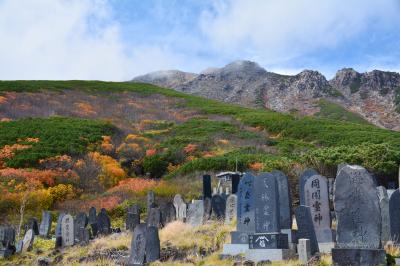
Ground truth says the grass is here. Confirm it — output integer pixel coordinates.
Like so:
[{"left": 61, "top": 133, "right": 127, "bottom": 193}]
[
  {"left": 315, "top": 99, "right": 369, "bottom": 125},
  {"left": 0, "top": 116, "right": 115, "bottom": 167}
]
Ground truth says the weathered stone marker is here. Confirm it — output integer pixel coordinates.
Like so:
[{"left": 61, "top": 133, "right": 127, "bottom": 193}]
[
  {"left": 299, "top": 168, "right": 318, "bottom": 205},
  {"left": 128, "top": 224, "right": 146, "bottom": 266},
  {"left": 211, "top": 194, "right": 226, "bottom": 220},
  {"left": 160, "top": 202, "right": 176, "bottom": 227},
  {"left": 0, "top": 226, "right": 15, "bottom": 258},
  {"left": 97, "top": 208, "right": 111, "bottom": 235},
  {"left": 147, "top": 207, "right": 161, "bottom": 228},
  {"left": 55, "top": 213, "right": 65, "bottom": 248},
  {"left": 74, "top": 212, "right": 88, "bottom": 243},
  {"left": 61, "top": 214, "right": 74, "bottom": 247},
  {"left": 332, "top": 164, "right": 386, "bottom": 266},
  {"left": 147, "top": 190, "right": 155, "bottom": 214},
  {"left": 26, "top": 217, "right": 39, "bottom": 236},
  {"left": 390, "top": 189, "right": 400, "bottom": 244},
  {"left": 225, "top": 194, "right": 237, "bottom": 225},
  {"left": 145, "top": 226, "right": 160, "bottom": 263},
  {"left": 22, "top": 229, "right": 34, "bottom": 252},
  {"left": 304, "top": 175, "right": 333, "bottom": 244},
  {"left": 39, "top": 211, "right": 52, "bottom": 238},
  {"left": 203, "top": 197, "right": 212, "bottom": 221},
  {"left": 231, "top": 173, "right": 241, "bottom": 194},
  {"left": 271, "top": 170, "right": 292, "bottom": 230},
  {"left": 78, "top": 227, "right": 90, "bottom": 246},
  {"left": 377, "top": 186, "right": 390, "bottom": 243},
  {"left": 126, "top": 204, "right": 141, "bottom": 231},
  {"left": 294, "top": 206, "right": 319, "bottom": 255},
  {"left": 173, "top": 194, "right": 186, "bottom": 221},
  {"left": 186, "top": 200, "right": 204, "bottom": 226},
  {"left": 203, "top": 174, "right": 212, "bottom": 199},
  {"left": 298, "top": 238, "right": 311, "bottom": 264},
  {"left": 88, "top": 207, "right": 98, "bottom": 237}
]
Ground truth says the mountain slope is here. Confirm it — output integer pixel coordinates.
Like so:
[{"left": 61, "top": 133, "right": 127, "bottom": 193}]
[{"left": 132, "top": 61, "right": 400, "bottom": 130}]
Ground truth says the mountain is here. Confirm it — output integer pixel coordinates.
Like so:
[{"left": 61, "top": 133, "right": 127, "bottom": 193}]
[{"left": 132, "top": 61, "right": 400, "bottom": 131}]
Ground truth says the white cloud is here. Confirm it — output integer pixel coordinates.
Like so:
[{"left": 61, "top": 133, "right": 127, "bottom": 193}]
[
  {"left": 200, "top": 0, "right": 400, "bottom": 66},
  {"left": 0, "top": 0, "right": 197, "bottom": 80}
]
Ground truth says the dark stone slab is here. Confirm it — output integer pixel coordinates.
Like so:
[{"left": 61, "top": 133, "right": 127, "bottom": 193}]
[
  {"left": 299, "top": 168, "right": 318, "bottom": 205},
  {"left": 126, "top": 204, "right": 141, "bottom": 231},
  {"left": 390, "top": 189, "right": 400, "bottom": 243},
  {"left": 230, "top": 231, "right": 250, "bottom": 244},
  {"left": 147, "top": 207, "right": 161, "bottom": 228},
  {"left": 0, "top": 226, "right": 15, "bottom": 258},
  {"left": 26, "top": 217, "right": 39, "bottom": 235},
  {"left": 78, "top": 227, "right": 90, "bottom": 246},
  {"left": 203, "top": 174, "right": 212, "bottom": 199},
  {"left": 335, "top": 165, "right": 381, "bottom": 249},
  {"left": 331, "top": 248, "right": 386, "bottom": 266},
  {"left": 90, "top": 223, "right": 99, "bottom": 238},
  {"left": 237, "top": 173, "right": 255, "bottom": 232},
  {"left": 147, "top": 191, "right": 155, "bottom": 214},
  {"left": 97, "top": 208, "right": 111, "bottom": 235},
  {"left": 295, "top": 206, "right": 319, "bottom": 255},
  {"left": 160, "top": 202, "right": 176, "bottom": 226},
  {"left": 203, "top": 197, "right": 212, "bottom": 221},
  {"left": 248, "top": 233, "right": 289, "bottom": 249},
  {"left": 128, "top": 224, "right": 146, "bottom": 266},
  {"left": 187, "top": 200, "right": 204, "bottom": 226},
  {"left": 39, "top": 211, "right": 52, "bottom": 238},
  {"left": 74, "top": 212, "right": 88, "bottom": 242},
  {"left": 231, "top": 174, "right": 241, "bottom": 194},
  {"left": 145, "top": 226, "right": 160, "bottom": 263},
  {"left": 271, "top": 170, "right": 292, "bottom": 230},
  {"left": 55, "top": 213, "right": 65, "bottom": 248},
  {"left": 211, "top": 194, "right": 226, "bottom": 220},
  {"left": 254, "top": 172, "right": 280, "bottom": 233},
  {"left": 88, "top": 207, "right": 97, "bottom": 224}
]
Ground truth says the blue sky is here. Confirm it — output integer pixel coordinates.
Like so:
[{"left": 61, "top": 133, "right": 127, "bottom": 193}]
[{"left": 0, "top": 0, "right": 399, "bottom": 80}]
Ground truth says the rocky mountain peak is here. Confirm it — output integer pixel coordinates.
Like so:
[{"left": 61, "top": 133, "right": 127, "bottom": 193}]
[
  {"left": 293, "top": 70, "right": 329, "bottom": 91},
  {"left": 330, "top": 68, "right": 361, "bottom": 89}
]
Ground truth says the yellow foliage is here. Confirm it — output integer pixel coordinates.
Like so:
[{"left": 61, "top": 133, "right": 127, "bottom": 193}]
[
  {"left": 91, "top": 152, "right": 127, "bottom": 188},
  {"left": 48, "top": 184, "right": 75, "bottom": 202}
]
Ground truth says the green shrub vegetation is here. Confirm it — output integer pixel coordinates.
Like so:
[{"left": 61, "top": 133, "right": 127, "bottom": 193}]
[
  {"left": 0, "top": 116, "right": 115, "bottom": 167},
  {"left": 0, "top": 80, "right": 399, "bottom": 179},
  {"left": 315, "top": 99, "right": 369, "bottom": 125}
]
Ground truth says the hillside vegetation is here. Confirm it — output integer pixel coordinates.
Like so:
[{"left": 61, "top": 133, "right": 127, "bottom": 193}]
[{"left": 0, "top": 80, "right": 399, "bottom": 223}]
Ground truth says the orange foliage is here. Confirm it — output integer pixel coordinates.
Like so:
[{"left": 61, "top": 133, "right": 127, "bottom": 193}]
[
  {"left": 0, "top": 144, "right": 32, "bottom": 168},
  {"left": 0, "top": 118, "right": 11, "bottom": 122},
  {"left": 167, "top": 163, "right": 179, "bottom": 173},
  {"left": 146, "top": 149, "right": 157, "bottom": 157},
  {"left": 249, "top": 162, "right": 263, "bottom": 171},
  {"left": 202, "top": 151, "right": 217, "bottom": 158},
  {"left": 110, "top": 178, "right": 158, "bottom": 193},
  {"left": 75, "top": 102, "right": 96, "bottom": 116},
  {"left": 0, "top": 168, "right": 70, "bottom": 187},
  {"left": 101, "top": 135, "right": 114, "bottom": 153},
  {"left": 183, "top": 143, "right": 197, "bottom": 154},
  {"left": 84, "top": 195, "right": 122, "bottom": 211},
  {"left": 217, "top": 139, "right": 230, "bottom": 145},
  {"left": 0, "top": 96, "right": 7, "bottom": 104},
  {"left": 90, "top": 152, "right": 126, "bottom": 188}
]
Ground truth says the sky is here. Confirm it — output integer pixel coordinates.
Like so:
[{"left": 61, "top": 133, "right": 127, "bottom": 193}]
[{"left": 0, "top": 0, "right": 399, "bottom": 80}]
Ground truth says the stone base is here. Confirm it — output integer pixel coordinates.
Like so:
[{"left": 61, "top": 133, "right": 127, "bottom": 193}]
[
  {"left": 281, "top": 229, "right": 294, "bottom": 243},
  {"left": 318, "top": 242, "right": 334, "bottom": 253},
  {"left": 245, "top": 249, "right": 296, "bottom": 263},
  {"left": 221, "top": 244, "right": 249, "bottom": 256},
  {"left": 249, "top": 233, "right": 288, "bottom": 249},
  {"left": 332, "top": 248, "right": 386, "bottom": 266},
  {"left": 316, "top": 228, "right": 334, "bottom": 243},
  {"left": 0, "top": 248, "right": 14, "bottom": 258},
  {"left": 231, "top": 231, "right": 250, "bottom": 244}
]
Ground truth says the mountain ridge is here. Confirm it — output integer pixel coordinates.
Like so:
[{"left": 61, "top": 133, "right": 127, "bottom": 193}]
[{"left": 132, "top": 61, "right": 400, "bottom": 131}]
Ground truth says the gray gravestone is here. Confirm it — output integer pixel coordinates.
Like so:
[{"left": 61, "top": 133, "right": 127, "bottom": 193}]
[
  {"left": 97, "top": 208, "right": 111, "bottom": 235},
  {"left": 147, "top": 191, "right": 155, "bottom": 213},
  {"left": 294, "top": 206, "right": 319, "bottom": 255},
  {"left": 147, "top": 207, "right": 161, "bottom": 228},
  {"left": 203, "top": 197, "right": 212, "bottom": 221},
  {"left": 22, "top": 229, "right": 34, "bottom": 252},
  {"left": 78, "top": 227, "right": 90, "bottom": 246},
  {"left": 173, "top": 194, "right": 186, "bottom": 221},
  {"left": 298, "top": 238, "right": 311, "bottom": 264},
  {"left": 126, "top": 204, "right": 141, "bottom": 231},
  {"left": 55, "top": 213, "right": 65, "bottom": 248},
  {"left": 39, "top": 211, "right": 52, "bottom": 238},
  {"left": 254, "top": 172, "right": 280, "bottom": 233},
  {"left": 128, "top": 224, "right": 146, "bottom": 266},
  {"left": 211, "top": 194, "right": 226, "bottom": 220},
  {"left": 88, "top": 207, "right": 98, "bottom": 237},
  {"left": 248, "top": 233, "right": 288, "bottom": 249},
  {"left": 15, "top": 240, "right": 23, "bottom": 253},
  {"left": 390, "top": 189, "right": 400, "bottom": 243},
  {"left": 26, "top": 217, "right": 39, "bottom": 235},
  {"left": 0, "top": 226, "right": 15, "bottom": 258},
  {"left": 225, "top": 194, "right": 237, "bottom": 225},
  {"left": 61, "top": 214, "right": 74, "bottom": 247},
  {"left": 74, "top": 212, "right": 88, "bottom": 242},
  {"left": 304, "top": 174, "right": 333, "bottom": 243},
  {"left": 145, "top": 226, "right": 160, "bottom": 263},
  {"left": 271, "top": 170, "right": 292, "bottom": 230},
  {"left": 187, "top": 200, "right": 204, "bottom": 226},
  {"left": 160, "top": 202, "right": 176, "bottom": 227},
  {"left": 377, "top": 186, "right": 390, "bottom": 243},
  {"left": 334, "top": 165, "right": 381, "bottom": 249},
  {"left": 332, "top": 165, "right": 385, "bottom": 266},
  {"left": 299, "top": 169, "right": 318, "bottom": 205}
]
